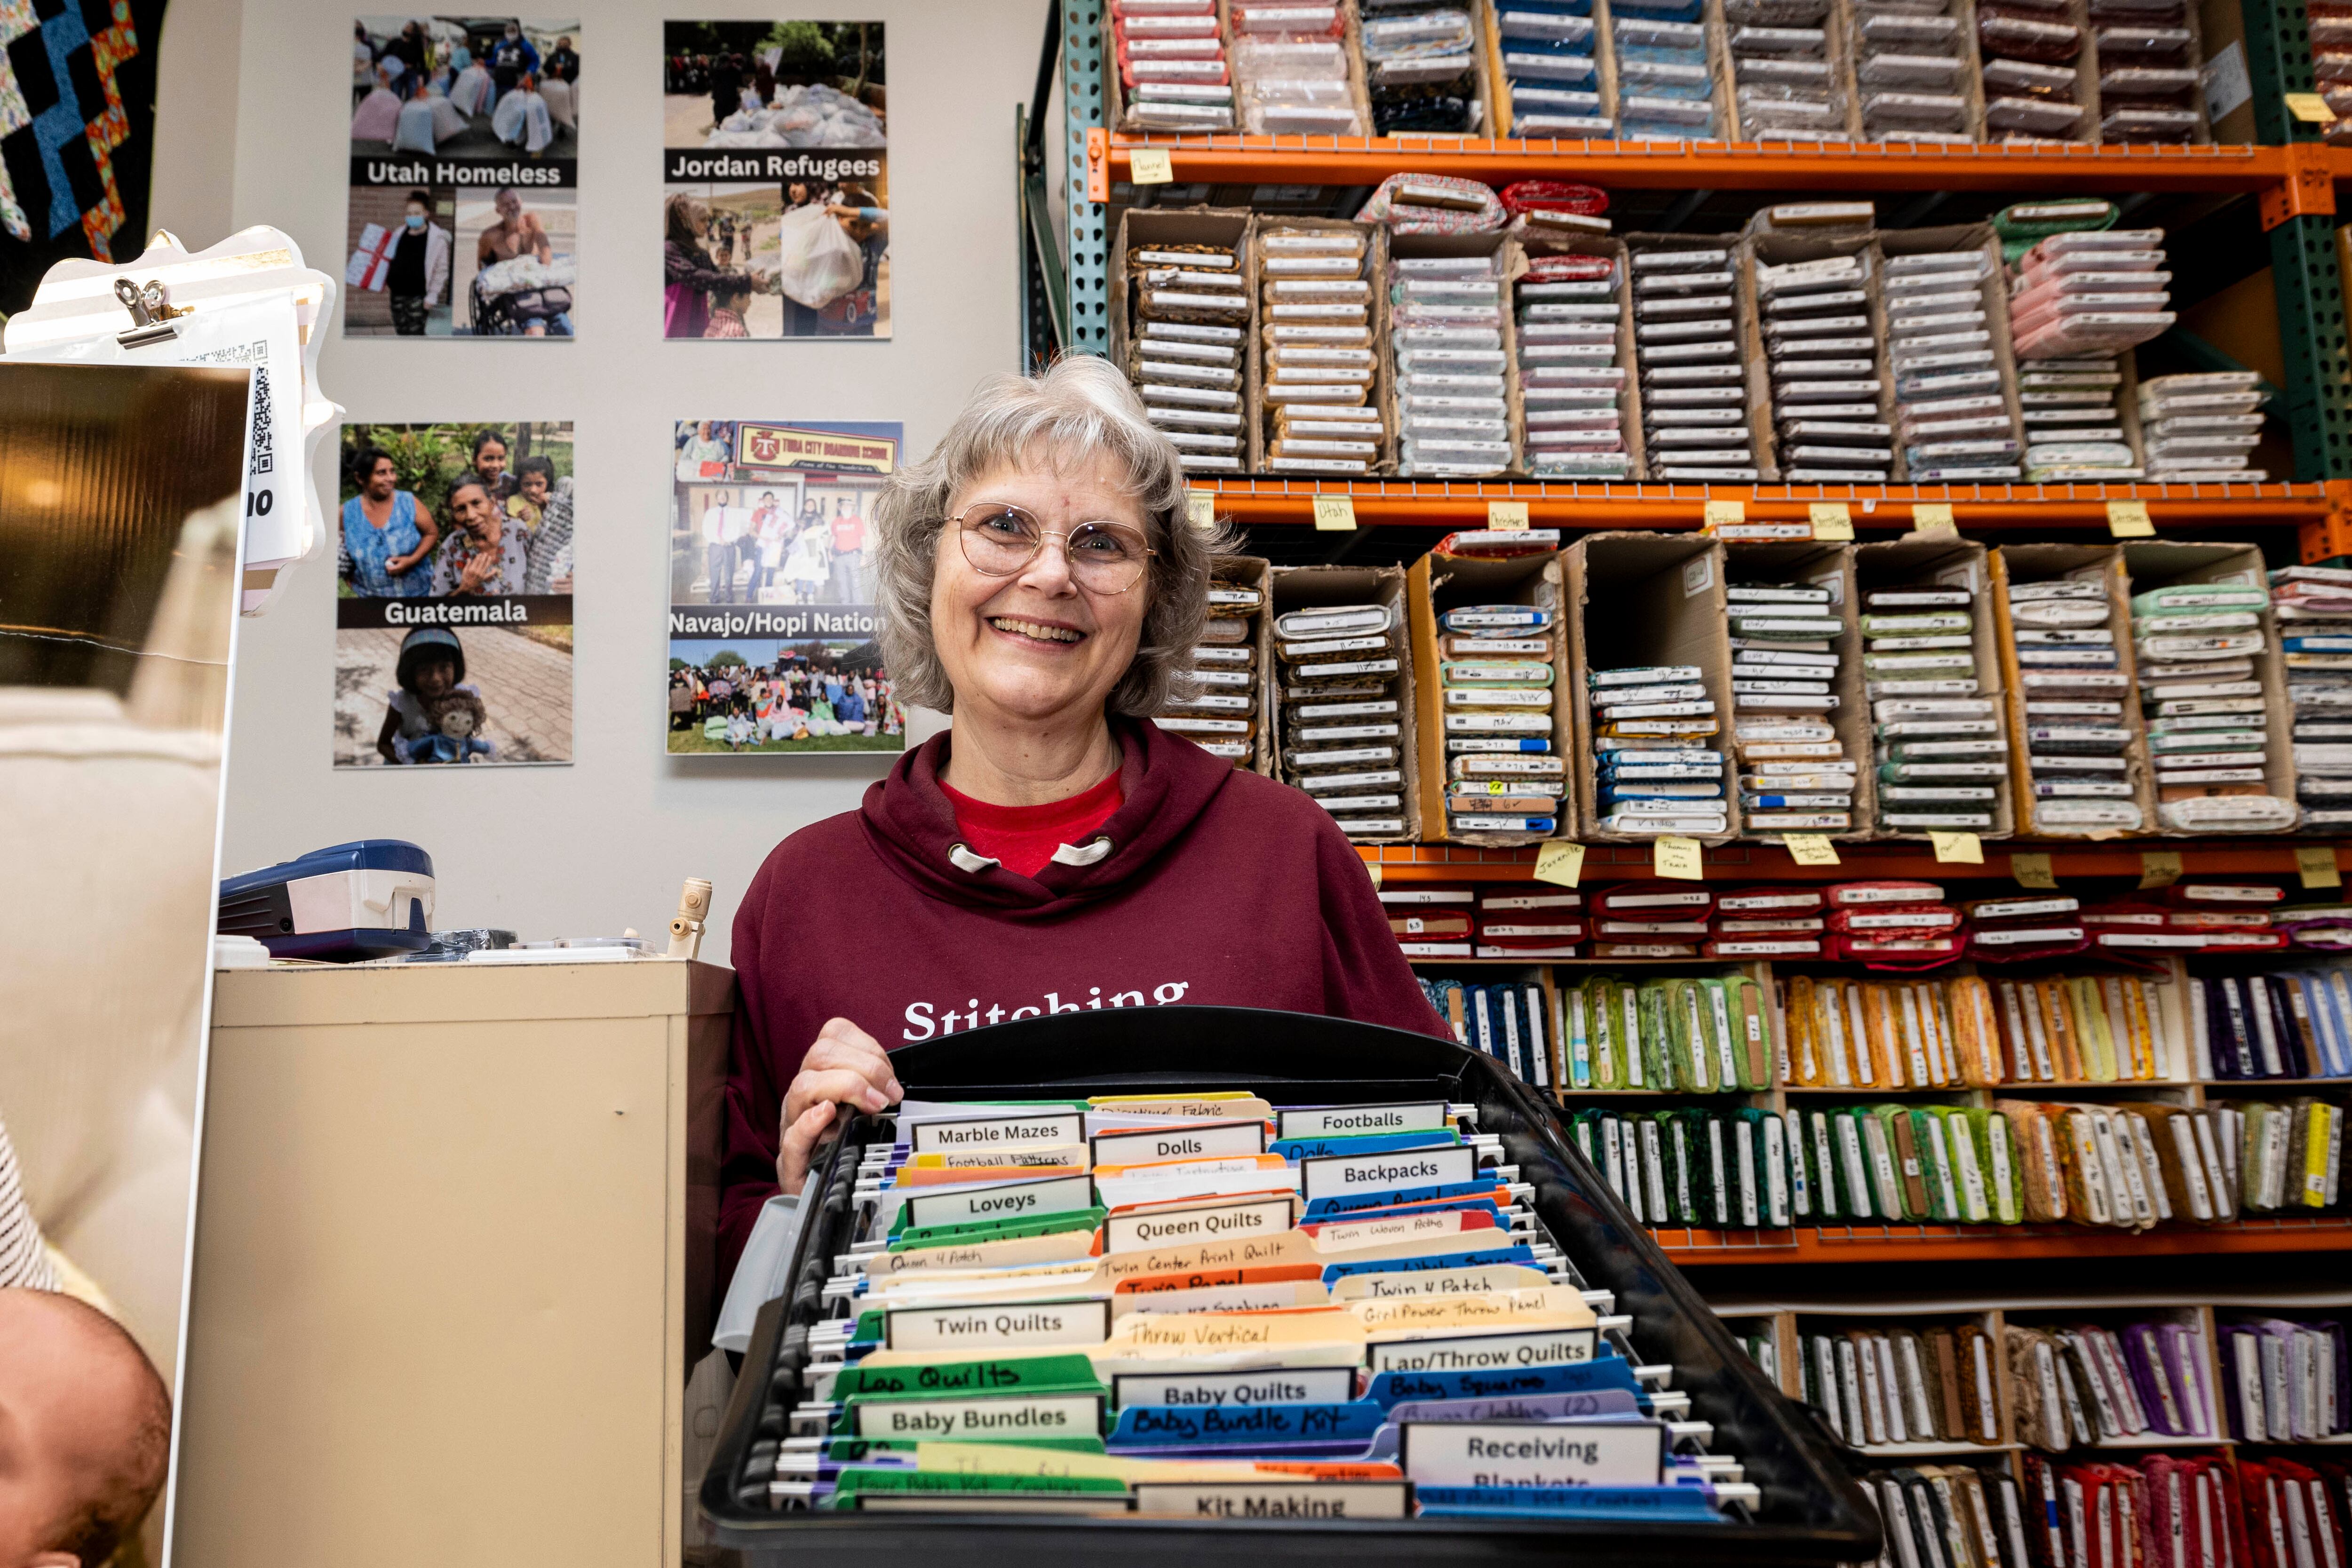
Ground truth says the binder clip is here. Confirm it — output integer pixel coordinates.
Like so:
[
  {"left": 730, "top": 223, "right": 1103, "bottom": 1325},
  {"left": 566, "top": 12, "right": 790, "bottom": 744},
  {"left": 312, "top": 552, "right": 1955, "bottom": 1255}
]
[{"left": 113, "top": 277, "right": 185, "bottom": 348}]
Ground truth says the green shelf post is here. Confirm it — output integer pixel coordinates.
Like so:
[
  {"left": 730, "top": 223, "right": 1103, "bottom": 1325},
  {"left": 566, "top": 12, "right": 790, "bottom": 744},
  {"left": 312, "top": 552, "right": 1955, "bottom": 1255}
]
[{"left": 1062, "top": 2, "right": 1109, "bottom": 357}]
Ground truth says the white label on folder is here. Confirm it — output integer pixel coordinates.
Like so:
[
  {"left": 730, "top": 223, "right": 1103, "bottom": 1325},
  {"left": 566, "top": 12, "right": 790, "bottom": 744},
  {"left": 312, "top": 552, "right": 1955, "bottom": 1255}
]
[
  {"left": 1114, "top": 1368, "right": 1357, "bottom": 1409},
  {"left": 1104, "top": 1195, "right": 1296, "bottom": 1255},
  {"left": 1300, "top": 1144, "right": 1478, "bottom": 1204},
  {"left": 1092, "top": 1120, "right": 1268, "bottom": 1166},
  {"left": 1367, "top": 1327, "right": 1597, "bottom": 1373},
  {"left": 1278, "top": 1102, "right": 1450, "bottom": 1138},
  {"left": 1134, "top": 1481, "right": 1411, "bottom": 1520},
  {"left": 852, "top": 1393, "right": 1102, "bottom": 1440},
  {"left": 911, "top": 1112, "right": 1087, "bottom": 1153},
  {"left": 903, "top": 1174, "right": 1097, "bottom": 1230},
  {"left": 886, "top": 1297, "right": 1111, "bottom": 1351},
  {"left": 1399, "top": 1419, "right": 1665, "bottom": 1486}
]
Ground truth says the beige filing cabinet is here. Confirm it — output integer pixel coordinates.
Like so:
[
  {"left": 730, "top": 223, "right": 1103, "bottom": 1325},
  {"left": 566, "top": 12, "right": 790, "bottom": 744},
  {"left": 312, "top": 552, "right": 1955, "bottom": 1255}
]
[{"left": 174, "top": 957, "right": 734, "bottom": 1568}]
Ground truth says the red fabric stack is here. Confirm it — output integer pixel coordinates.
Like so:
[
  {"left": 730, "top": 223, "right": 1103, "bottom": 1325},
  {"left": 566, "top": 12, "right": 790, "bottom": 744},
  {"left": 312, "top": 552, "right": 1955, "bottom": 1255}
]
[
  {"left": 1962, "top": 893, "right": 2087, "bottom": 963},
  {"left": 1703, "top": 886, "right": 1824, "bottom": 958},
  {"left": 1822, "top": 880, "right": 1964, "bottom": 967},
  {"left": 1474, "top": 888, "right": 1584, "bottom": 957},
  {"left": 1588, "top": 881, "right": 1713, "bottom": 958}
]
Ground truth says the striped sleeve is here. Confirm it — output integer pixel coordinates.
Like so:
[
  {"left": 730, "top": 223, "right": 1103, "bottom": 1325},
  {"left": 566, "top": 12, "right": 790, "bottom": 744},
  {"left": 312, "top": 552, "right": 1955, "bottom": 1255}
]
[{"left": 0, "top": 1109, "right": 59, "bottom": 1292}]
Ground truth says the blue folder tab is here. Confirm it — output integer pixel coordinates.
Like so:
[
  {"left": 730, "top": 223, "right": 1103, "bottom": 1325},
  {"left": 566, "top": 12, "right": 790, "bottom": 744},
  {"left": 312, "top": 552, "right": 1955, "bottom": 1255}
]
[
  {"left": 1304, "top": 1179, "right": 1498, "bottom": 1221},
  {"left": 1413, "top": 1484, "right": 1728, "bottom": 1521},
  {"left": 1108, "top": 1401, "right": 1388, "bottom": 1448},
  {"left": 1366, "top": 1356, "right": 1636, "bottom": 1409},
  {"left": 1320, "top": 1245, "right": 1537, "bottom": 1286},
  {"left": 1271, "top": 1130, "right": 1462, "bottom": 1162}
]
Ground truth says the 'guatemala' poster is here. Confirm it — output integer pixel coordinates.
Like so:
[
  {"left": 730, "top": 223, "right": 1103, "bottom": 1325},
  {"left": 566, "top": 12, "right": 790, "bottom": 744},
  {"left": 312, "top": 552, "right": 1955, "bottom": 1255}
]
[{"left": 669, "top": 420, "right": 905, "bottom": 754}]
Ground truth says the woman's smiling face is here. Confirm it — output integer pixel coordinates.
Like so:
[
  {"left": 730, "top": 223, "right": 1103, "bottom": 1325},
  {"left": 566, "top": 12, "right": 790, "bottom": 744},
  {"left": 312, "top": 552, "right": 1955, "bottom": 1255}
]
[{"left": 929, "top": 450, "right": 1152, "bottom": 726}]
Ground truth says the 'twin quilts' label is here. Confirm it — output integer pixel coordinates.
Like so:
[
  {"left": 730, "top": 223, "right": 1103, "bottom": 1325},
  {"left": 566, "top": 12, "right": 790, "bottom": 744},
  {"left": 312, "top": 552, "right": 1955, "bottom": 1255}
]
[
  {"left": 1299, "top": 1144, "right": 1478, "bottom": 1204},
  {"left": 884, "top": 1298, "right": 1111, "bottom": 1352}
]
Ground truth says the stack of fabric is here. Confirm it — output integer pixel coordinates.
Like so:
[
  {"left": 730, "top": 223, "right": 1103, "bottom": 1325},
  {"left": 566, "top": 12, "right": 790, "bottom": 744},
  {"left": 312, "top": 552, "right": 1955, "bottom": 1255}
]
[
  {"left": 1589, "top": 661, "right": 1729, "bottom": 835},
  {"left": 1439, "top": 603, "right": 1561, "bottom": 835},
  {"left": 1127, "top": 236, "right": 1247, "bottom": 475},
  {"left": 1153, "top": 573, "right": 1261, "bottom": 763},
  {"left": 1726, "top": 10, "right": 1846, "bottom": 141},
  {"left": 2002, "top": 1318, "right": 2218, "bottom": 1448},
  {"left": 1566, "top": 1104, "right": 1792, "bottom": 1229},
  {"left": 1613, "top": 12, "right": 1720, "bottom": 139},
  {"left": 1706, "top": 885, "right": 1826, "bottom": 958},
  {"left": 2217, "top": 1317, "right": 2350, "bottom": 1440},
  {"left": 2092, "top": 0, "right": 2204, "bottom": 142},
  {"left": 1473, "top": 886, "right": 1584, "bottom": 956},
  {"left": 1865, "top": 585, "right": 2007, "bottom": 833},
  {"left": 1380, "top": 885, "right": 1472, "bottom": 957},
  {"left": 1823, "top": 879, "right": 1964, "bottom": 964},
  {"left": 1515, "top": 251, "right": 1632, "bottom": 480},
  {"left": 1416, "top": 974, "right": 1554, "bottom": 1085},
  {"left": 1359, "top": 1, "right": 1482, "bottom": 132},
  {"left": 1113, "top": 0, "right": 1236, "bottom": 130},
  {"left": 1852, "top": 3, "right": 1972, "bottom": 143},
  {"left": 1391, "top": 253, "right": 1513, "bottom": 477},
  {"left": 1974, "top": 0, "right": 2088, "bottom": 142},
  {"left": 1230, "top": 2, "right": 1362, "bottom": 133},
  {"left": 2008, "top": 223, "right": 2174, "bottom": 480},
  {"left": 1783, "top": 971, "right": 2006, "bottom": 1087},
  {"left": 1804, "top": 1321, "right": 2009, "bottom": 1451},
  {"left": 1258, "top": 225, "right": 1380, "bottom": 478},
  {"left": 1275, "top": 601, "right": 1407, "bottom": 839},
  {"left": 1886, "top": 245, "right": 2024, "bottom": 483},
  {"left": 1728, "top": 582, "right": 1854, "bottom": 832},
  {"left": 1498, "top": 3, "right": 1608, "bottom": 133},
  {"left": 2137, "top": 370, "right": 2268, "bottom": 482},
  {"left": 2008, "top": 576, "right": 2141, "bottom": 835},
  {"left": 2079, "top": 896, "right": 2288, "bottom": 956},
  {"left": 1758, "top": 251, "right": 1892, "bottom": 483},
  {"left": 1630, "top": 242, "right": 1754, "bottom": 481},
  {"left": 2132, "top": 576, "right": 2296, "bottom": 833},
  {"left": 1588, "top": 881, "right": 1715, "bottom": 958},
  {"left": 2190, "top": 969, "right": 2352, "bottom": 1078},
  {"left": 1962, "top": 893, "right": 2086, "bottom": 962},
  {"left": 2205, "top": 1097, "right": 2347, "bottom": 1212},
  {"left": 1555, "top": 965, "right": 1772, "bottom": 1089},
  {"left": 2273, "top": 565, "right": 2352, "bottom": 827}
]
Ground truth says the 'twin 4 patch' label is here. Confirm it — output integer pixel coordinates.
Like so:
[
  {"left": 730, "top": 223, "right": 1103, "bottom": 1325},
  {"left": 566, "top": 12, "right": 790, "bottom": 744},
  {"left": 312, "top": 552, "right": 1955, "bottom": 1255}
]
[
  {"left": 902, "top": 1175, "right": 1096, "bottom": 1230},
  {"left": 1299, "top": 1144, "right": 1478, "bottom": 1204}
]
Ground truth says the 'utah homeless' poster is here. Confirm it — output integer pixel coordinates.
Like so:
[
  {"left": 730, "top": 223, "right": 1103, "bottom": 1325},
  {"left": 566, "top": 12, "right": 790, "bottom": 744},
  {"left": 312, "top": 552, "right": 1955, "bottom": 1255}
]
[
  {"left": 335, "top": 422, "right": 574, "bottom": 766},
  {"left": 662, "top": 21, "right": 888, "bottom": 338},
  {"left": 669, "top": 420, "right": 904, "bottom": 755},
  {"left": 347, "top": 16, "right": 579, "bottom": 337}
]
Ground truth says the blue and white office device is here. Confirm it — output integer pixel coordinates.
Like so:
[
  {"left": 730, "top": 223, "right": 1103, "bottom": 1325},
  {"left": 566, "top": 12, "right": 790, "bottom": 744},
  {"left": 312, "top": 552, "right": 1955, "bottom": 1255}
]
[{"left": 217, "top": 840, "right": 436, "bottom": 961}]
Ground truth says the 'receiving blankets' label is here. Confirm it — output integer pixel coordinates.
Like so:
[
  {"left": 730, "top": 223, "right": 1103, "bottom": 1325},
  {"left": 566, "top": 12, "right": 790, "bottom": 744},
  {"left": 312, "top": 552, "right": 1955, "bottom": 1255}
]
[
  {"left": 1399, "top": 1419, "right": 1666, "bottom": 1486},
  {"left": 1092, "top": 1119, "right": 1268, "bottom": 1166},
  {"left": 1369, "top": 1326, "right": 1598, "bottom": 1376},
  {"left": 1104, "top": 1194, "right": 1296, "bottom": 1254},
  {"left": 886, "top": 1297, "right": 1112, "bottom": 1352},
  {"left": 1279, "top": 1102, "right": 1451, "bottom": 1138},
  {"left": 852, "top": 1393, "right": 1104, "bottom": 1441},
  {"left": 1301, "top": 1144, "right": 1479, "bottom": 1204},
  {"left": 1134, "top": 1481, "right": 1411, "bottom": 1520},
  {"left": 911, "top": 1112, "right": 1087, "bottom": 1154},
  {"left": 903, "top": 1174, "right": 1097, "bottom": 1230}
]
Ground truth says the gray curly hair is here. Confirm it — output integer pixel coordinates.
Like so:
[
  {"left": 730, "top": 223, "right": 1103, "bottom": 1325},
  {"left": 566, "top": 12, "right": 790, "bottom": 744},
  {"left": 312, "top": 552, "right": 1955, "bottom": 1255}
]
[{"left": 873, "top": 355, "right": 1241, "bottom": 716}]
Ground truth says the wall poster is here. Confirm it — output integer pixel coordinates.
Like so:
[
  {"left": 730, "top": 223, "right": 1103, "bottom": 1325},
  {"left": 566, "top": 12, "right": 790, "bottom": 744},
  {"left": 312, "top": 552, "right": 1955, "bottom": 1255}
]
[
  {"left": 335, "top": 421, "right": 575, "bottom": 766},
  {"left": 669, "top": 419, "right": 904, "bottom": 754},
  {"left": 347, "top": 16, "right": 580, "bottom": 337},
  {"left": 661, "top": 21, "right": 888, "bottom": 339}
]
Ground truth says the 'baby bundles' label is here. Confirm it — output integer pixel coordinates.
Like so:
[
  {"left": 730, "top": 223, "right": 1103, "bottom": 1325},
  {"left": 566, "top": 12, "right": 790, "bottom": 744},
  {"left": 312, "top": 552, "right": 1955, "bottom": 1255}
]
[
  {"left": 1300, "top": 1144, "right": 1478, "bottom": 1204},
  {"left": 852, "top": 1393, "right": 1103, "bottom": 1440}
]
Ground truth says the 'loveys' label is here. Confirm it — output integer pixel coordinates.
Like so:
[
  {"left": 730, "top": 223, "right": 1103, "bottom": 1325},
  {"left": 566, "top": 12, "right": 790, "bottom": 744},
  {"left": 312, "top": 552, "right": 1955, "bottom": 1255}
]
[{"left": 902, "top": 1174, "right": 1096, "bottom": 1231}]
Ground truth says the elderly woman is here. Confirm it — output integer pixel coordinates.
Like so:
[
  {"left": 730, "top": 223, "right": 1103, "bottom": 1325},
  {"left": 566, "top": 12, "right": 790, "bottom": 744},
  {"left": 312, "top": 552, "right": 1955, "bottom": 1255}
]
[{"left": 715, "top": 356, "right": 1441, "bottom": 1294}]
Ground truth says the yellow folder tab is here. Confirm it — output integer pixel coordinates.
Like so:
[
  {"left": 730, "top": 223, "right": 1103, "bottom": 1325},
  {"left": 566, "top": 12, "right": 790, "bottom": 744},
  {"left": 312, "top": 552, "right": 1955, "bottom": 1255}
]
[
  {"left": 1091, "top": 1095, "right": 1276, "bottom": 1120},
  {"left": 863, "top": 1231, "right": 1103, "bottom": 1277},
  {"left": 1345, "top": 1289, "right": 1597, "bottom": 1336},
  {"left": 916, "top": 1443, "right": 1268, "bottom": 1483},
  {"left": 1097, "top": 1231, "right": 1317, "bottom": 1283},
  {"left": 1103, "top": 1307, "right": 1367, "bottom": 1353}
]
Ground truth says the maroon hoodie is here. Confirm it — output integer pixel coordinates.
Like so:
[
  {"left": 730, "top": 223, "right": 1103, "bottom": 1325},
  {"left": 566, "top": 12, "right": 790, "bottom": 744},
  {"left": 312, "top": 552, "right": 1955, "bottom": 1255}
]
[{"left": 718, "top": 718, "right": 1446, "bottom": 1282}]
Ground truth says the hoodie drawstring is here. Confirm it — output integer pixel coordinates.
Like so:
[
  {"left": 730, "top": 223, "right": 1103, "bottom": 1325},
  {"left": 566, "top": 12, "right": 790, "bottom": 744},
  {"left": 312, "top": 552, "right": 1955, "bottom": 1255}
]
[
  {"left": 946, "top": 843, "right": 1000, "bottom": 874},
  {"left": 1049, "top": 836, "right": 1113, "bottom": 867}
]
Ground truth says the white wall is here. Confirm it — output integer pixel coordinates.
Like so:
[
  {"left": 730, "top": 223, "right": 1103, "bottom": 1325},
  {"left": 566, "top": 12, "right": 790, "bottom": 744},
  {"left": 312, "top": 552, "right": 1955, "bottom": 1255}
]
[{"left": 211, "top": 0, "right": 1050, "bottom": 964}]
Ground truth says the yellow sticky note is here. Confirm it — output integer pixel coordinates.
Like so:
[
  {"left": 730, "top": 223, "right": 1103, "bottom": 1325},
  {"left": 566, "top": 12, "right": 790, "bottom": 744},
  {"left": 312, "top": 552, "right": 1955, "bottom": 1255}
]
[
  {"left": 1654, "top": 836, "right": 1704, "bottom": 881},
  {"left": 1534, "top": 840, "right": 1585, "bottom": 888},
  {"left": 1365, "top": 860, "right": 1382, "bottom": 890},
  {"left": 1912, "top": 503, "right": 1957, "bottom": 536},
  {"left": 1487, "top": 501, "right": 1530, "bottom": 533},
  {"left": 2010, "top": 852, "right": 2057, "bottom": 890},
  {"left": 1783, "top": 833, "right": 1841, "bottom": 867},
  {"left": 1186, "top": 491, "right": 1216, "bottom": 531},
  {"left": 1702, "top": 499, "right": 1744, "bottom": 529},
  {"left": 2299, "top": 845, "right": 2344, "bottom": 889},
  {"left": 2106, "top": 499, "right": 2155, "bottom": 539},
  {"left": 2138, "top": 850, "right": 2183, "bottom": 891},
  {"left": 1128, "top": 147, "right": 1175, "bottom": 184},
  {"left": 1808, "top": 502, "right": 1854, "bottom": 542},
  {"left": 1312, "top": 494, "right": 1357, "bottom": 532},
  {"left": 2287, "top": 91, "right": 2335, "bottom": 123},
  {"left": 1929, "top": 830, "right": 1983, "bottom": 866}
]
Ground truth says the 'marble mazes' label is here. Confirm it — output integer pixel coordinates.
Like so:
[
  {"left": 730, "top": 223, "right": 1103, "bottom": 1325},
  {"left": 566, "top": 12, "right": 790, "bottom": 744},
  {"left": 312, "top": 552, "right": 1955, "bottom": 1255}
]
[
  {"left": 903, "top": 1175, "right": 1097, "bottom": 1231},
  {"left": 911, "top": 1112, "right": 1085, "bottom": 1154},
  {"left": 1399, "top": 1419, "right": 1667, "bottom": 1488},
  {"left": 1103, "top": 1195, "right": 1295, "bottom": 1255},
  {"left": 1300, "top": 1143, "right": 1478, "bottom": 1204},
  {"left": 851, "top": 1393, "right": 1102, "bottom": 1441},
  {"left": 1278, "top": 1102, "right": 1450, "bottom": 1139},
  {"left": 1366, "top": 1327, "right": 1597, "bottom": 1374}
]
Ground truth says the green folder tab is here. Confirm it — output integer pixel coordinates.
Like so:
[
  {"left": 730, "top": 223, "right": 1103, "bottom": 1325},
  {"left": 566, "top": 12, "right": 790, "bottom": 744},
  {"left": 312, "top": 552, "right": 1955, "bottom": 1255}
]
[
  {"left": 835, "top": 1468, "right": 1129, "bottom": 1496},
  {"left": 829, "top": 1353, "right": 1106, "bottom": 1402},
  {"left": 888, "top": 1207, "right": 1107, "bottom": 1250}
]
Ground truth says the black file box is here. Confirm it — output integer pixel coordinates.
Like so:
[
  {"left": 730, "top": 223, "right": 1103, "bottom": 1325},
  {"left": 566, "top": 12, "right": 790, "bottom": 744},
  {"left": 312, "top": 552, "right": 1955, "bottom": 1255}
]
[{"left": 702, "top": 1005, "right": 1878, "bottom": 1568}]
